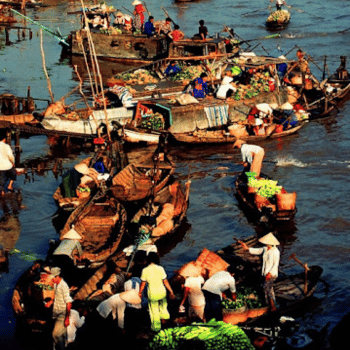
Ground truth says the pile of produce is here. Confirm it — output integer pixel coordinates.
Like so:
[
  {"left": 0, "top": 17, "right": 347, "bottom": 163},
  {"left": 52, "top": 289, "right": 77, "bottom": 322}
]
[
  {"left": 148, "top": 319, "right": 255, "bottom": 350},
  {"left": 99, "top": 27, "right": 122, "bottom": 35},
  {"left": 267, "top": 10, "right": 291, "bottom": 23},
  {"left": 140, "top": 112, "right": 165, "bottom": 131},
  {"left": 170, "top": 65, "right": 205, "bottom": 83},
  {"left": 117, "top": 69, "right": 159, "bottom": 85},
  {"left": 233, "top": 72, "right": 272, "bottom": 101},
  {"left": 222, "top": 287, "right": 267, "bottom": 310},
  {"left": 248, "top": 177, "right": 282, "bottom": 199}
]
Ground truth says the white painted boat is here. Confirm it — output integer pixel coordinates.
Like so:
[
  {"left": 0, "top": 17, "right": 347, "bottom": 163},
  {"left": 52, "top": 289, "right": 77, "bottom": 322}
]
[
  {"left": 123, "top": 127, "right": 161, "bottom": 144},
  {"left": 40, "top": 107, "right": 134, "bottom": 135}
]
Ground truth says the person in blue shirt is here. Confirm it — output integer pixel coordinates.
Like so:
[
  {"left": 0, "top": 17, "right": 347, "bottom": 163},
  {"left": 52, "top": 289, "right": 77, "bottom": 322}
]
[
  {"left": 191, "top": 73, "right": 209, "bottom": 99},
  {"left": 143, "top": 16, "right": 155, "bottom": 37},
  {"left": 164, "top": 60, "right": 182, "bottom": 77}
]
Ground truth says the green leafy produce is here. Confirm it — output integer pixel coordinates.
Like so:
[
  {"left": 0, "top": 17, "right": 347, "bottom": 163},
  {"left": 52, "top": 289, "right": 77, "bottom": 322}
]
[
  {"left": 248, "top": 178, "right": 282, "bottom": 199},
  {"left": 148, "top": 320, "right": 255, "bottom": 350}
]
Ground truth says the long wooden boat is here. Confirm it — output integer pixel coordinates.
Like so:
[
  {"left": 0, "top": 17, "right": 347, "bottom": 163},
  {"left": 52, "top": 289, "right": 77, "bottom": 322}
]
[
  {"left": 57, "top": 192, "right": 127, "bottom": 269},
  {"left": 0, "top": 0, "right": 46, "bottom": 8},
  {"left": 110, "top": 152, "right": 175, "bottom": 202},
  {"left": 173, "top": 122, "right": 305, "bottom": 144},
  {"left": 235, "top": 172, "right": 297, "bottom": 225}
]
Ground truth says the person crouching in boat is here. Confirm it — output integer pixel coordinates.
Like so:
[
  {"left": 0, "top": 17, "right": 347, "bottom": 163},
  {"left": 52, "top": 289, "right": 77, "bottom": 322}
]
[
  {"left": 239, "top": 232, "right": 280, "bottom": 312},
  {"left": 233, "top": 140, "right": 265, "bottom": 178},
  {"left": 216, "top": 75, "right": 237, "bottom": 100},
  {"left": 190, "top": 73, "right": 209, "bottom": 99}
]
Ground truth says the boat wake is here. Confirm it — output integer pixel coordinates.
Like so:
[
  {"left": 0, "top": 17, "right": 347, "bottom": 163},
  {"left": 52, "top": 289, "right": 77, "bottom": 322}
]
[{"left": 275, "top": 157, "right": 308, "bottom": 167}]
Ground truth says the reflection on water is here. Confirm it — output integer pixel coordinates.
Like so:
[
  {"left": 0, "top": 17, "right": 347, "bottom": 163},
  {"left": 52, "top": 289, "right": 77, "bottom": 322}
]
[{"left": 0, "top": 192, "right": 23, "bottom": 272}]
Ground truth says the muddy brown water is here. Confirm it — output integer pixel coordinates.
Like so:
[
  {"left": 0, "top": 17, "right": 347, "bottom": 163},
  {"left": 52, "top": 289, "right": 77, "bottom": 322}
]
[{"left": 1, "top": 0, "right": 350, "bottom": 348}]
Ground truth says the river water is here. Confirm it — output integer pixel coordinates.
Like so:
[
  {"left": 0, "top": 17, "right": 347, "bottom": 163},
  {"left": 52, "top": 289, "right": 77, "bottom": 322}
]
[{"left": 1, "top": 0, "right": 350, "bottom": 348}]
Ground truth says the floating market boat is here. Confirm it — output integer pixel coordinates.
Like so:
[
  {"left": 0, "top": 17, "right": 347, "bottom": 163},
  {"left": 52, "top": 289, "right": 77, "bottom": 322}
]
[
  {"left": 235, "top": 171, "right": 297, "bottom": 225},
  {"left": 110, "top": 151, "right": 175, "bottom": 202},
  {"left": 0, "top": 0, "right": 46, "bottom": 8},
  {"left": 0, "top": 4, "right": 16, "bottom": 23},
  {"left": 57, "top": 191, "right": 127, "bottom": 269},
  {"left": 65, "top": 3, "right": 236, "bottom": 62},
  {"left": 266, "top": 10, "right": 291, "bottom": 29}
]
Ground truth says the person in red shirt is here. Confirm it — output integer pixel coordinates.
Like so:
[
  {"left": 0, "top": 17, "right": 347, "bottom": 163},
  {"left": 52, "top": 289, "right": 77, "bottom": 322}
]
[
  {"left": 132, "top": 0, "right": 146, "bottom": 31},
  {"left": 169, "top": 25, "right": 185, "bottom": 42}
]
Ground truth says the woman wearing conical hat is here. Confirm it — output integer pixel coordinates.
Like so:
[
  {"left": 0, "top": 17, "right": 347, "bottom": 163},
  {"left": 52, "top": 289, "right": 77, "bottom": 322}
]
[{"left": 239, "top": 232, "right": 280, "bottom": 311}]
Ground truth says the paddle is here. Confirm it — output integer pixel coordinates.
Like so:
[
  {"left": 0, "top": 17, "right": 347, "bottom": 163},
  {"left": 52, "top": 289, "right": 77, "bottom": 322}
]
[
  {"left": 289, "top": 253, "right": 309, "bottom": 295},
  {"left": 160, "top": 6, "right": 178, "bottom": 27},
  {"left": 286, "top": 5, "right": 324, "bottom": 20}
]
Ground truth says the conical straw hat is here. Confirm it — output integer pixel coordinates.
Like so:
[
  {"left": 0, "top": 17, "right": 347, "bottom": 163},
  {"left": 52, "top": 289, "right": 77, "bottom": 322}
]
[
  {"left": 62, "top": 228, "right": 82, "bottom": 240},
  {"left": 258, "top": 232, "right": 280, "bottom": 246},
  {"left": 74, "top": 163, "right": 90, "bottom": 175},
  {"left": 119, "top": 289, "right": 142, "bottom": 304}
]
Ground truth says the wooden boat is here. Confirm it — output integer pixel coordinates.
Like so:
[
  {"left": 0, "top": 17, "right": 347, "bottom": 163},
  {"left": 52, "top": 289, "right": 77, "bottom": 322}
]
[
  {"left": 0, "top": 93, "right": 38, "bottom": 124},
  {"left": 58, "top": 192, "right": 127, "bottom": 269},
  {"left": 0, "top": 0, "right": 46, "bottom": 9},
  {"left": 110, "top": 152, "right": 175, "bottom": 202},
  {"left": 72, "top": 179, "right": 191, "bottom": 303},
  {"left": 266, "top": 10, "right": 291, "bottom": 29},
  {"left": 52, "top": 139, "right": 127, "bottom": 211},
  {"left": 173, "top": 122, "right": 305, "bottom": 144},
  {"left": 235, "top": 172, "right": 297, "bottom": 225}
]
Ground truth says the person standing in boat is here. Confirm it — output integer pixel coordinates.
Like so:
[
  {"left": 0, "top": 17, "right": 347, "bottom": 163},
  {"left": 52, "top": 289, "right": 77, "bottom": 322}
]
[
  {"left": 274, "top": 0, "right": 286, "bottom": 11},
  {"left": 138, "top": 252, "right": 175, "bottom": 332},
  {"left": 132, "top": 0, "right": 146, "bottom": 31},
  {"left": 51, "top": 267, "right": 73, "bottom": 350},
  {"left": 0, "top": 128, "right": 16, "bottom": 196},
  {"left": 233, "top": 140, "right": 265, "bottom": 178},
  {"left": 239, "top": 232, "right": 280, "bottom": 312},
  {"left": 198, "top": 20, "right": 208, "bottom": 40},
  {"left": 169, "top": 24, "right": 185, "bottom": 42}
]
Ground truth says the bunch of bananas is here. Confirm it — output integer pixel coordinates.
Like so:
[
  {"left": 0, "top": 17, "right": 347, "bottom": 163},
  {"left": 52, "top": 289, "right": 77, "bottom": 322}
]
[{"left": 148, "top": 319, "right": 254, "bottom": 350}]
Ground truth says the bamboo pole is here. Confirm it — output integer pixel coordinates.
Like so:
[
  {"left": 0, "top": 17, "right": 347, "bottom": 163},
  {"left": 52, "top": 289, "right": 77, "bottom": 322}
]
[
  {"left": 39, "top": 29, "right": 55, "bottom": 103},
  {"left": 74, "top": 65, "right": 101, "bottom": 138},
  {"left": 77, "top": 38, "right": 96, "bottom": 97},
  {"left": 80, "top": 0, "right": 111, "bottom": 141}
]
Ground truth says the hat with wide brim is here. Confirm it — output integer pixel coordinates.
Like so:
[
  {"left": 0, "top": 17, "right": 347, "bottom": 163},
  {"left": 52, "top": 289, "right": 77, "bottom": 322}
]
[
  {"left": 119, "top": 289, "right": 142, "bottom": 304},
  {"left": 132, "top": 0, "right": 142, "bottom": 5},
  {"left": 116, "top": 11, "right": 124, "bottom": 16},
  {"left": 258, "top": 232, "right": 280, "bottom": 246},
  {"left": 62, "top": 227, "right": 82, "bottom": 240},
  {"left": 233, "top": 139, "right": 246, "bottom": 148},
  {"left": 74, "top": 163, "right": 91, "bottom": 175},
  {"left": 50, "top": 267, "right": 61, "bottom": 277},
  {"left": 222, "top": 76, "right": 233, "bottom": 85}
]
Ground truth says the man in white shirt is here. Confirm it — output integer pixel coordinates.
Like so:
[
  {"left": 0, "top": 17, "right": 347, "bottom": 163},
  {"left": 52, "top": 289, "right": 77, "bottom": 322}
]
[
  {"left": 233, "top": 140, "right": 265, "bottom": 178},
  {"left": 216, "top": 76, "right": 237, "bottom": 100},
  {"left": 239, "top": 232, "right": 280, "bottom": 311},
  {"left": 202, "top": 267, "right": 237, "bottom": 321},
  {"left": 0, "top": 129, "right": 16, "bottom": 195},
  {"left": 178, "top": 268, "right": 206, "bottom": 321}
]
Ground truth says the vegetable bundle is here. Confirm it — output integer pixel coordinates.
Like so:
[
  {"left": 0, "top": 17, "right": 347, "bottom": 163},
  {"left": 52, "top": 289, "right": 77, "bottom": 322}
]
[
  {"left": 171, "top": 65, "right": 205, "bottom": 82},
  {"left": 233, "top": 72, "right": 272, "bottom": 101},
  {"left": 248, "top": 178, "right": 282, "bottom": 199},
  {"left": 117, "top": 69, "right": 159, "bottom": 85},
  {"left": 267, "top": 10, "right": 291, "bottom": 23},
  {"left": 148, "top": 319, "right": 255, "bottom": 350},
  {"left": 141, "top": 113, "right": 165, "bottom": 131}
]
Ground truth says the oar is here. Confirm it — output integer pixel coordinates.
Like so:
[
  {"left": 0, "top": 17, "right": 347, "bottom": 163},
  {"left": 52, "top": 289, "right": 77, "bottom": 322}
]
[
  {"left": 160, "top": 6, "right": 178, "bottom": 27},
  {"left": 289, "top": 253, "right": 310, "bottom": 295},
  {"left": 10, "top": 8, "right": 69, "bottom": 46},
  {"left": 286, "top": 5, "right": 324, "bottom": 20},
  {"left": 122, "top": 6, "right": 135, "bottom": 17},
  {"left": 241, "top": 7, "right": 270, "bottom": 17}
]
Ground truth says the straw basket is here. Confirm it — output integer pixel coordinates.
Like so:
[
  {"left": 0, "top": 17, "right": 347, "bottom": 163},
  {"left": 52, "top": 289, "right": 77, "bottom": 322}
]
[
  {"left": 222, "top": 304, "right": 249, "bottom": 325},
  {"left": 247, "top": 306, "right": 269, "bottom": 319},
  {"left": 276, "top": 192, "right": 297, "bottom": 210}
]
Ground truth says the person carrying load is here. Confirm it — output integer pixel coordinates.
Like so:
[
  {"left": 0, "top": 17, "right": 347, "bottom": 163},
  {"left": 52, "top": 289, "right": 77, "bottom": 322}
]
[{"left": 233, "top": 140, "right": 265, "bottom": 178}]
